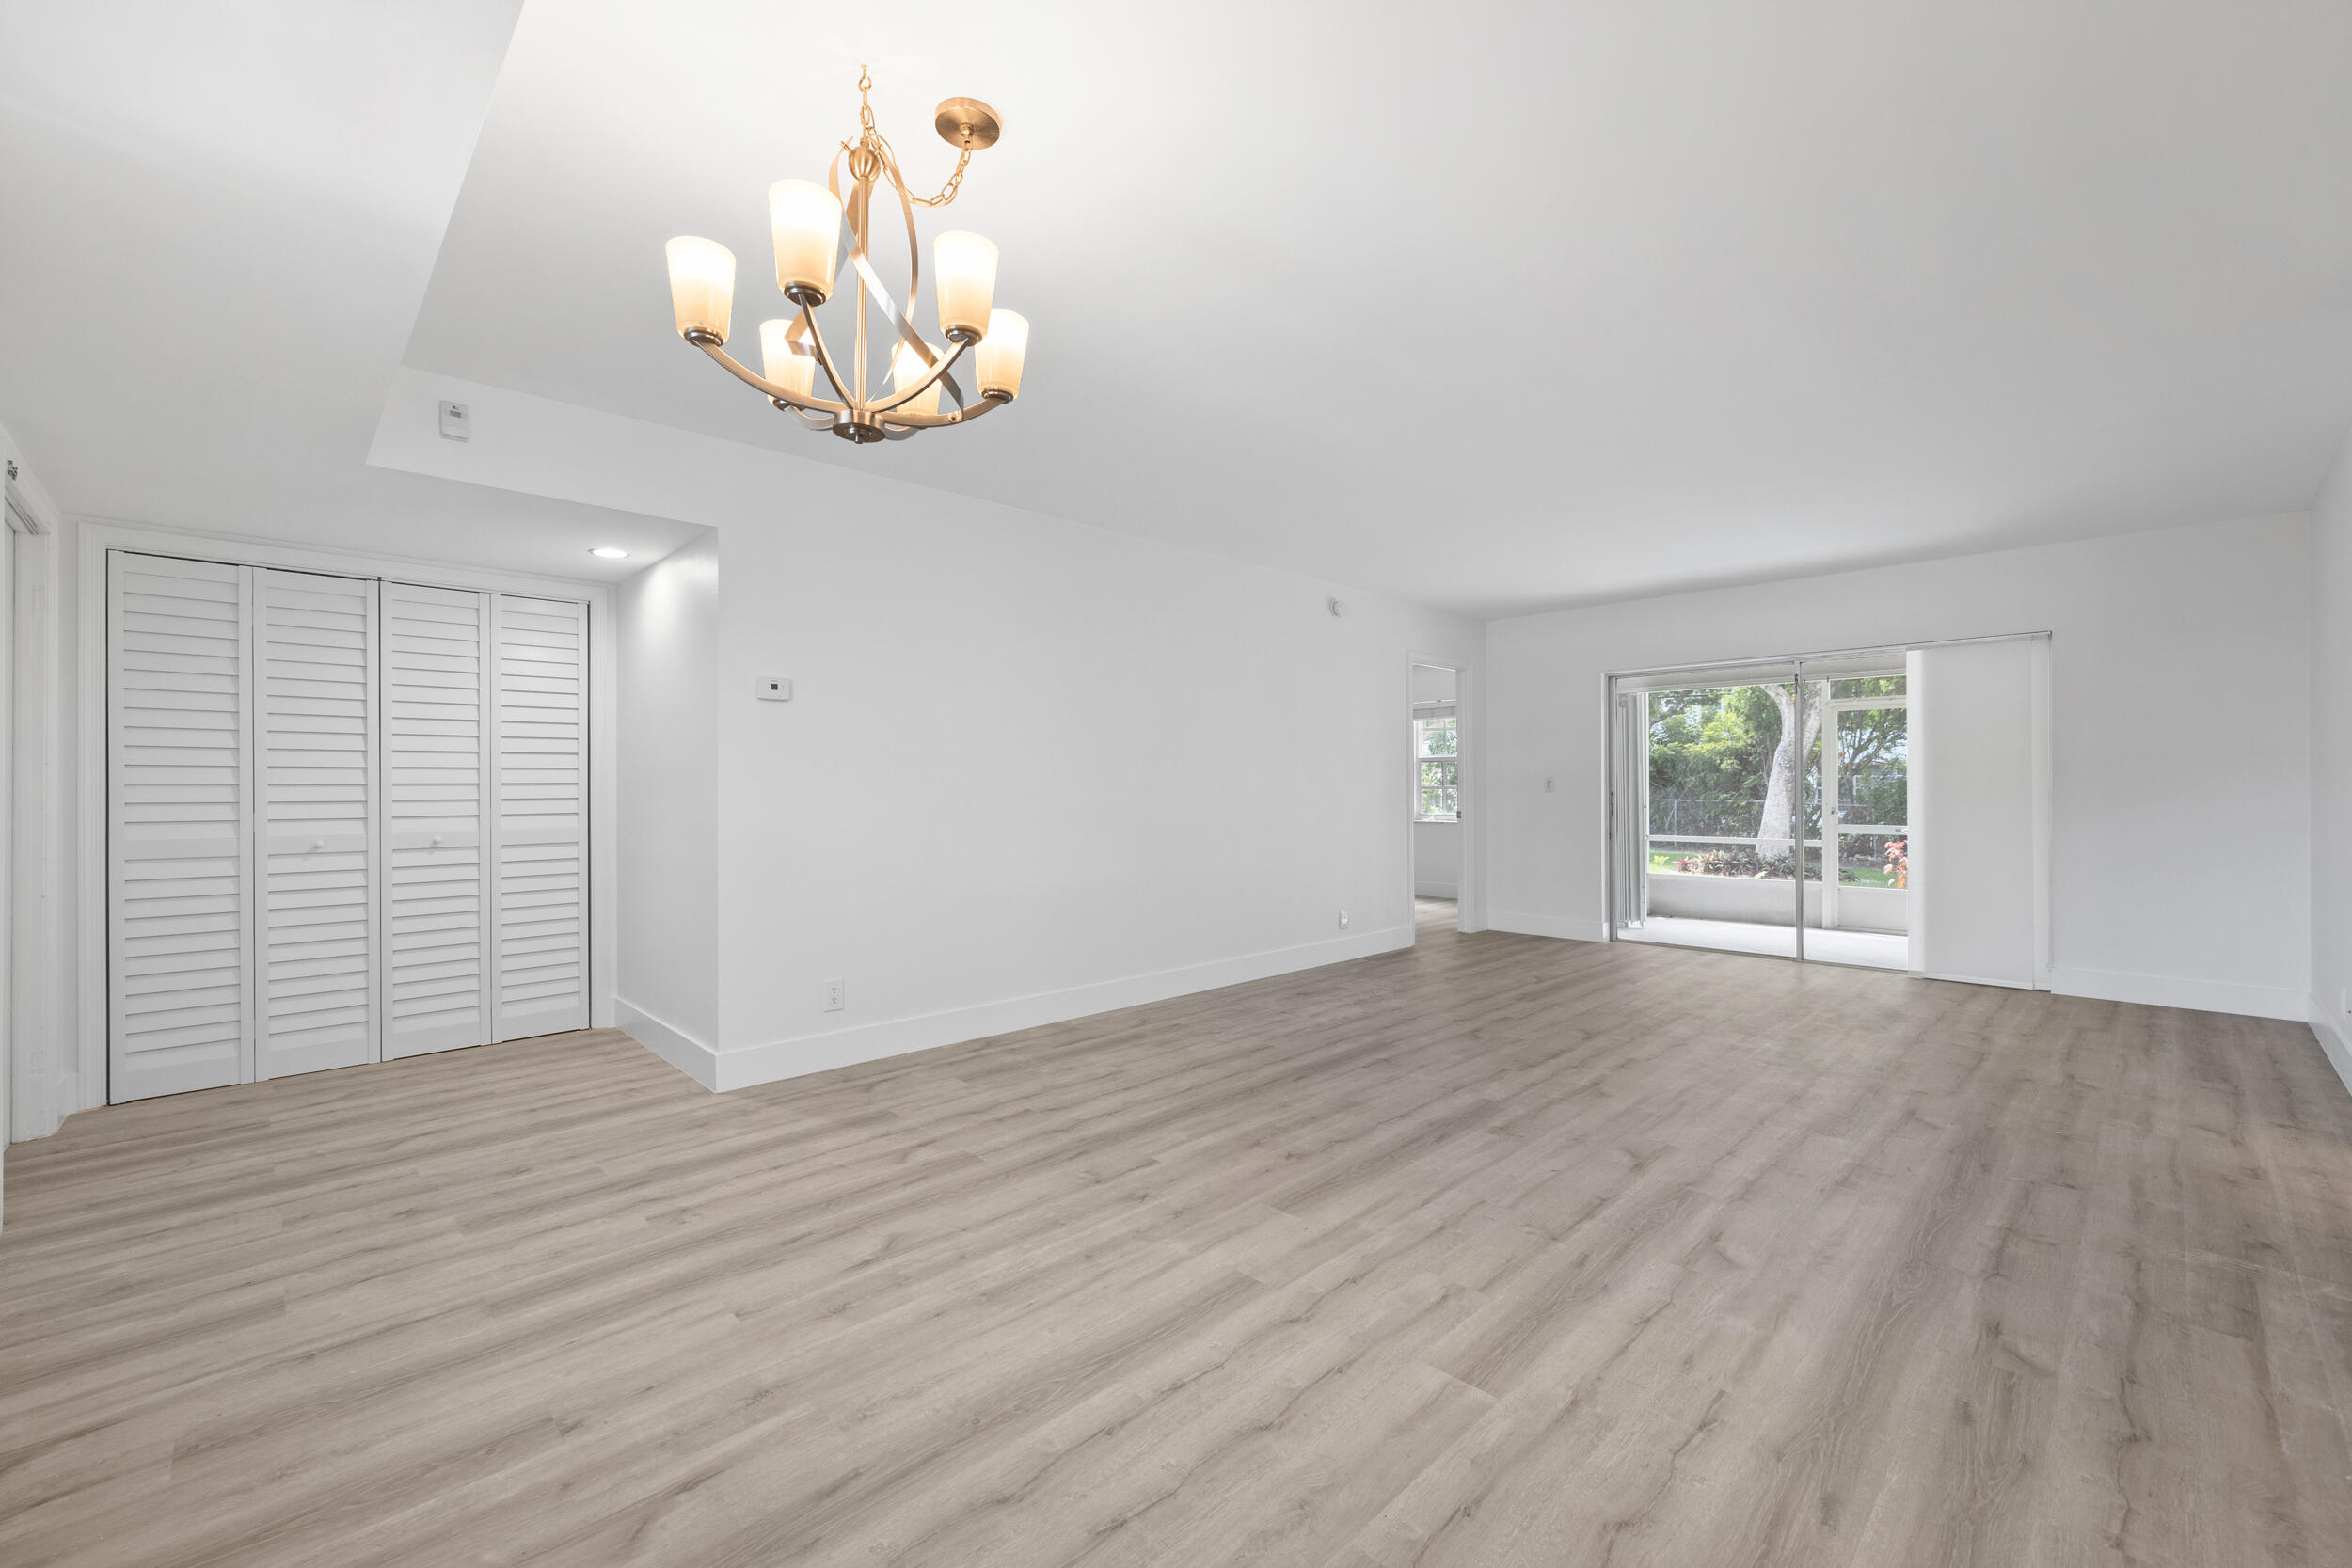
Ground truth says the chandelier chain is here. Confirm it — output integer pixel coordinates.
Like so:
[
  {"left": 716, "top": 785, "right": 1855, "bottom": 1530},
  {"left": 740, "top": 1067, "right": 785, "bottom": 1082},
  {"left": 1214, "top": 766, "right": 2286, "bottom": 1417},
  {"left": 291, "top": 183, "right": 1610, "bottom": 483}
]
[
  {"left": 915, "top": 147, "right": 971, "bottom": 208},
  {"left": 853, "top": 63, "right": 971, "bottom": 208}
]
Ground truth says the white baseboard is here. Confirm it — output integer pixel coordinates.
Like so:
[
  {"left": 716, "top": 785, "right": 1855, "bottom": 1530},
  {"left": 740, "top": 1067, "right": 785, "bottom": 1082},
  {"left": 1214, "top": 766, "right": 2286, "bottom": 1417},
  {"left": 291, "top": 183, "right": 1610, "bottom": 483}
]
[
  {"left": 2048, "top": 966, "right": 2309, "bottom": 1022},
  {"left": 2311, "top": 1001, "right": 2352, "bottom": 1101},
  {"left": 612, "top": 996, "right": 720, "bottom": 1091},
  {"left": 1486, "top": 910, "right": 1609, "bottom": 942},
  {"left": 660, "top": 925, "right": 1416, "bottom": 1094},
  {"left": 1917, "top": 971, "right": 2038, "bottom": 990},
  {"left": 1414, "top": 881, "right": 1460, "bottom": 899}
]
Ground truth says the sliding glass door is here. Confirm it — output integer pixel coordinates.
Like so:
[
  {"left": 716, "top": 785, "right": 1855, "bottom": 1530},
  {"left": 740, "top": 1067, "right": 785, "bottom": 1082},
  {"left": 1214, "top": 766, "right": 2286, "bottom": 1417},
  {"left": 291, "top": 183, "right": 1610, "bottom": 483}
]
[
  {"left": 1613, "top": 662, "right": 1804, "bottom": 960},
  {"left": 1808, "top": 674, "right": 1909, "bottom": 968},
  {"left": 1610, "top": 655, "right": 1910, "bottom": 971}
]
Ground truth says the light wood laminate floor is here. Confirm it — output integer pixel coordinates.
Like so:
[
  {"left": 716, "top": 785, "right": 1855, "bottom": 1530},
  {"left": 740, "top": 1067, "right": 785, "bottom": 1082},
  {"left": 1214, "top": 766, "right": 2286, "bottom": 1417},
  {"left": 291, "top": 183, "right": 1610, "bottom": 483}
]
[{"left": 8, "top": 924, "right": 2352, "bottom": 1566}]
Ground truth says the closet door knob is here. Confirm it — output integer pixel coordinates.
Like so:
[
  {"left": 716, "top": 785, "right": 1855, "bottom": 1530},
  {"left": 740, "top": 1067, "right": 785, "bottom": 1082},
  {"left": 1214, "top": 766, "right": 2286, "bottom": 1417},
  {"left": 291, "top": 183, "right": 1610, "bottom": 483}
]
[{"left": 310, "top": 839, "right": 326, "bottom": 852}]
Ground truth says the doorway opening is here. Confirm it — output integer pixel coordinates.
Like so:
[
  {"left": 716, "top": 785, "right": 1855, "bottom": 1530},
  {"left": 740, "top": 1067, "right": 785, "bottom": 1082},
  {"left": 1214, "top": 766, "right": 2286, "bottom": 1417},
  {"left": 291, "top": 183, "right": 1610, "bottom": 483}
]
[
  {"left": 1408, "top": 659, "right": 1464, "bottom": 941},
  {"left": 1609, "top": 655, "right": 1909, "bottom": 971}
]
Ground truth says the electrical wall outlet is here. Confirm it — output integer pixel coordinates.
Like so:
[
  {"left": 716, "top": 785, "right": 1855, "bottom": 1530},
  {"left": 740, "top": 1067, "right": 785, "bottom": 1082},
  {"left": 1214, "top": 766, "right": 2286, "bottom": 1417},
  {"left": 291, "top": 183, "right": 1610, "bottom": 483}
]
[
  {"left": 824, "top": 977, "right": 845, "bottom": 1012},
  {"left": 1544, "top": 776, "right": 1556, "bottom": 793},
  {"left": 1337, "top": 909, "right": 1351, "bottom": 930}
]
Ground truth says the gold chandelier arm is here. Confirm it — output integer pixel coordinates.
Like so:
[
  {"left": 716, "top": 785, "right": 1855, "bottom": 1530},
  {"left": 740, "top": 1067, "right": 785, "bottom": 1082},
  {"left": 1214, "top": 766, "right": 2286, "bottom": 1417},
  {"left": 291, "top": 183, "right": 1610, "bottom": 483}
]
[
  {"left": 869, "top": 336, "right": 971, "bottom": 416},
  {"left": 850, "top": 253, "right": 970, "bottom": 406},
  {"left": 890, "top": 149, "right": 922, "bottom": 328},
  {"left": 850, "top": 254, "right": 934, "bottom": 366},
  {"left": 793, "top": 301, "right": 859, "bottom": 409},
  {"left": 879, "top": 389, "right": 1011, "bottom": 429},
  {"left": 691, "top": 336, "right": 846, "bottom": 414}
]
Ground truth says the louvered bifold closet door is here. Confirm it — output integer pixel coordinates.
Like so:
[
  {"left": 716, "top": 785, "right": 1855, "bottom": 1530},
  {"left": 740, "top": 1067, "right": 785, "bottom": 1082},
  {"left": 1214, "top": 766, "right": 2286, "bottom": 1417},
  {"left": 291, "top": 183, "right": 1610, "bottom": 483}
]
[
  {"left": 382, "top": 583, "right": 491, "bottom": 1057},
  {"left": 108, "top": 554, "right": 254, "bottom": 1101},
  {"left": 490, "top": 594, "right": 589, "bottom": 1039},
  {"left": 253, "top": 569, "right": 381, "bottom": 1078}
]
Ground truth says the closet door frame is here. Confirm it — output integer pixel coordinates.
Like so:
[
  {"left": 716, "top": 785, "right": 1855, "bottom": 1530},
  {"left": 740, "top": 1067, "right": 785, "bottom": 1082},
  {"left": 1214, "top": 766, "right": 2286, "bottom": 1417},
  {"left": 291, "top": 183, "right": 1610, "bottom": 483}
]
[{"left": 76, "top": 522, "right": 615, "bottom": 1113}]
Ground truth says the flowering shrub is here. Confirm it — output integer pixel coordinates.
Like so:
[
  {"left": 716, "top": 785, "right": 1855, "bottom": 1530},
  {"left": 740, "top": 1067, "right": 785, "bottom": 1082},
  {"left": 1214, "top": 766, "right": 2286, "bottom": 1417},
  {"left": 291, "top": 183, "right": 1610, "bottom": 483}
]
[{"left": 1884, "top": 838, "right": 1908, "bottom": 889}]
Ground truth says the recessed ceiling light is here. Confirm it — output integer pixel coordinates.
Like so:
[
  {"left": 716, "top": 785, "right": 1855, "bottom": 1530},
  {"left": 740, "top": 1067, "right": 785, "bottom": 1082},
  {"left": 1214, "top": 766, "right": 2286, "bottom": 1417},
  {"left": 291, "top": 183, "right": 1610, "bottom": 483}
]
[{"left": 590, "top": 547, "right": 630, "bottom": 560}]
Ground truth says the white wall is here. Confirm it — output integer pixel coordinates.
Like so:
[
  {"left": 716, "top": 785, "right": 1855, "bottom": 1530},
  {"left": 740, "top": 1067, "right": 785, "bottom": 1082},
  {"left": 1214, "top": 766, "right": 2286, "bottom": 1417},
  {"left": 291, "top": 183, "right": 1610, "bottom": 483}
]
[
  {"left": 385, "top": 372, "right": 1483, "bottom": 1090},
  {"left": 615, "top": 535, "right": 719, "bottom": 1056},
  {"left": 2313, "top": 437, "right": 2352, "bottom": 1085},
  {"left": 1412, "top": 820, "right": 1460, "bottom": 897},
  {"left": 1486, "top": 513, "right": 2312, "bottom": 1021}
]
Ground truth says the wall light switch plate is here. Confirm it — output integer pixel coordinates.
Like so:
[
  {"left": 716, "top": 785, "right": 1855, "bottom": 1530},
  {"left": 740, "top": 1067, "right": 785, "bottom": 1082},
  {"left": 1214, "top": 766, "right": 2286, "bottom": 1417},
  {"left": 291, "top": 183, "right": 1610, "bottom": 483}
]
[
  {"left": 757, "top": 676, "right": 792, "bottom": 702},
  {"left": 437, "top": 400, "right": 469, "bottom": 441}
]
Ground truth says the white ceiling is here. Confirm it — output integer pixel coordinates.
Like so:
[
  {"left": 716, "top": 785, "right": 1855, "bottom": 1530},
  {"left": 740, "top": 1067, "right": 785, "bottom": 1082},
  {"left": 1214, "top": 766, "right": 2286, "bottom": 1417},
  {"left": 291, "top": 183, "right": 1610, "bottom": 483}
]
[
  {"left": 0, "top": 2, "right": 706, "bottom": 581},
  {"left": 8, "top": 2, "right": 2352, "bottom": 613}
]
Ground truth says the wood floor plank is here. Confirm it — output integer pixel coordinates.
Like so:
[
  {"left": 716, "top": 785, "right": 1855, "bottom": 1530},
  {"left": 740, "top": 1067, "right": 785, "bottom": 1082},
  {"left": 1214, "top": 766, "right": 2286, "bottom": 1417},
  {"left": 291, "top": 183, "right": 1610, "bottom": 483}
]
[{"left": 6, "top": 901, "right": 2352, "bottom": 1565}]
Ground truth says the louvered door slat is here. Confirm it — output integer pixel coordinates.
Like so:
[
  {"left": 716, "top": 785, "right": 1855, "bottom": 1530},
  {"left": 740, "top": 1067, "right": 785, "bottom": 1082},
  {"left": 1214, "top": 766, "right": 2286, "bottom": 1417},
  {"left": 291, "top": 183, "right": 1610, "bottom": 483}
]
[
  {"left": 109, "top": 553, "right": 253, "bottom": 1101},
  {"left": 381, "top": 582, "right": 492, "bottom": 1057},
  {"left": 255, "top": 569, "right": 379, "bottom": 1078},
  {"left": 491, "top": 594, "right": 587, "bottom": 1040}
]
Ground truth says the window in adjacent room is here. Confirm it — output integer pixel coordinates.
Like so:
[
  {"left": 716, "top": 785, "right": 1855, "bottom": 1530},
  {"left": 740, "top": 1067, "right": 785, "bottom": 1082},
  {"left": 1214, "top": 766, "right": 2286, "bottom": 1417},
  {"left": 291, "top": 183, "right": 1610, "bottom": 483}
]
[{"left": 1415, "top": 710, "right": 1459, "bottom": 819}]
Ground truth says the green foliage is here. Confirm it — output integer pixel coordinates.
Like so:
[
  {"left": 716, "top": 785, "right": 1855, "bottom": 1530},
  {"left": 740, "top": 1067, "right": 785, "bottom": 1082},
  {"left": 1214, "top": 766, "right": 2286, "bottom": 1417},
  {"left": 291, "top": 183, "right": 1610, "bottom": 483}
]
[
  {"left": 1647, "top": 687, "right": 1783, "bottom": 837},
  {"left": 1834, "top": 693, "right": 1907, "bottom": 826},
  {"left": 1648, "top": 683, "right": 1906, "bottom": 840}
]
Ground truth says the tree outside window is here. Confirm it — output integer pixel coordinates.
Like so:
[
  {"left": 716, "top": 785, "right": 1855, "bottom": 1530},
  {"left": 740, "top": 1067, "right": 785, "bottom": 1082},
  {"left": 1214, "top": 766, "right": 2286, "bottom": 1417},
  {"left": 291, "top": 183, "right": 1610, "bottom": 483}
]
[{"left": 1645, "top": 677, "right": 1905, "bottom": 882}]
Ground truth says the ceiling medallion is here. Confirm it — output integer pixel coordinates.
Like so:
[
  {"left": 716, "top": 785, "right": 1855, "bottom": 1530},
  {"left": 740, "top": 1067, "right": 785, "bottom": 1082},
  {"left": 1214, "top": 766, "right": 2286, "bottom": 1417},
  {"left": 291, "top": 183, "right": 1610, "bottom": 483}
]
[{"left": 664, "top": 66, "right": 1026, "bottom": 445}]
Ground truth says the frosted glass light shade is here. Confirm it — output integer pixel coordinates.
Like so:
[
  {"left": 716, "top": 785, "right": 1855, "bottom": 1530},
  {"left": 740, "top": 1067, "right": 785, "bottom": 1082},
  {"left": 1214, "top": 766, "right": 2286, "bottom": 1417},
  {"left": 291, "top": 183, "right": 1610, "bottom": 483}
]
[
  {"left": 975, "top": 309, "right": 1027, "bottom": 400},
  {"left": 888, "top": 341, "right": 945, "bottom": 420},
  {"left": 758, "top": 318, "right": 818, "bottom": 401},
  {"left": 665, "top": 236, "right": 735, "bottom": 343},
  {"left": 770, "top": 179, "right": 843, "bottom": 303},
  {"left": 932, "top": 230, "right": 998, "bottom": 341}
]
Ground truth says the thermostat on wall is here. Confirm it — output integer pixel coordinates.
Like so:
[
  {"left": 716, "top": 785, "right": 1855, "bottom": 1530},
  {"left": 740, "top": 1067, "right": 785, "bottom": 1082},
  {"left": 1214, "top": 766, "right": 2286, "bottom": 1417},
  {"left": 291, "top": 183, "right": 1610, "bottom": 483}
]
[
  {"left": 757, "top": 676, "right": 792, "bottom": 702},
  {"left": 438, "top": 400, "right": 470, "bottom": 441}
]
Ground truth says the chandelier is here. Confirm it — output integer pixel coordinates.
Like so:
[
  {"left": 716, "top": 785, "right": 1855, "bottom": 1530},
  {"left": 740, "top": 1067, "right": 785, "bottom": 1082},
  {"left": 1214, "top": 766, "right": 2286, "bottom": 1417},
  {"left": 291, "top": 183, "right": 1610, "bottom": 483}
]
[{"left": 663, "top": 67, "right": 1027, "bottom": 445}]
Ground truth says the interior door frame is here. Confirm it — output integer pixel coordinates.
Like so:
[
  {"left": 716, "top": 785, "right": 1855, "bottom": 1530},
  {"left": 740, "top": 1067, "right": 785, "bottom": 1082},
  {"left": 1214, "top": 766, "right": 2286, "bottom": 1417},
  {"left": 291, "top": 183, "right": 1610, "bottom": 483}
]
[
  {"left": 76, "top": 521, "right": 616, "bottom": 1114},
  {"left": 3, "top": 473, "right": 57, "bottom": 1147},
  {"left": 1403, "top": 649, "right": 1479, "bottom": 939}
]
